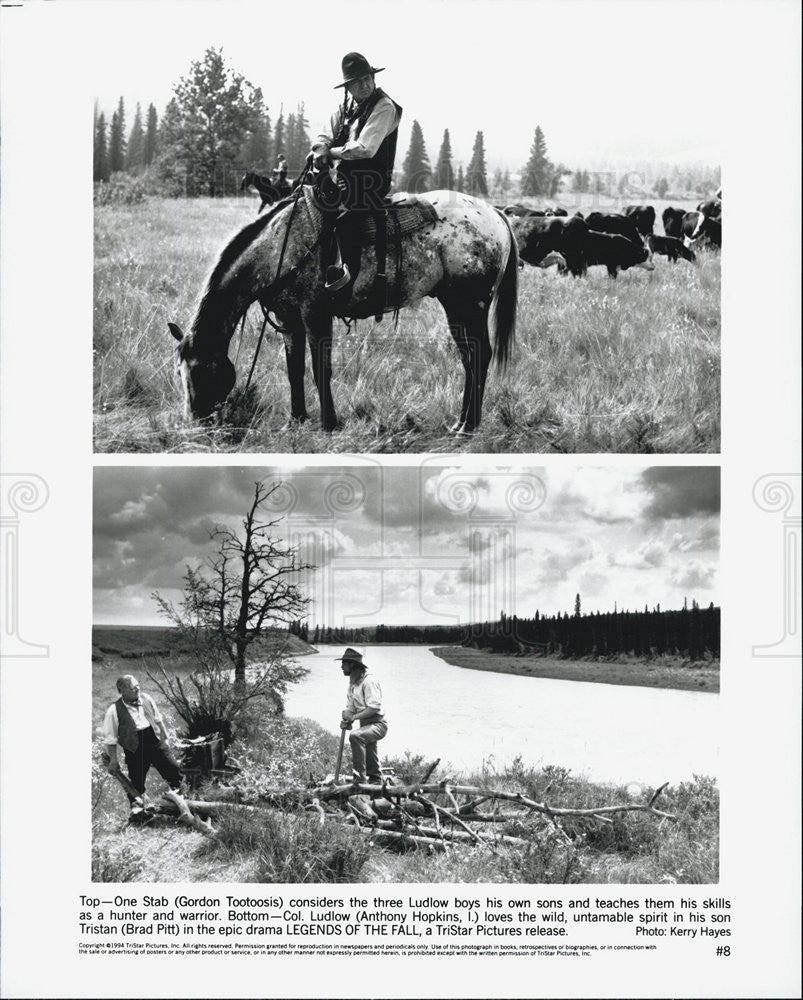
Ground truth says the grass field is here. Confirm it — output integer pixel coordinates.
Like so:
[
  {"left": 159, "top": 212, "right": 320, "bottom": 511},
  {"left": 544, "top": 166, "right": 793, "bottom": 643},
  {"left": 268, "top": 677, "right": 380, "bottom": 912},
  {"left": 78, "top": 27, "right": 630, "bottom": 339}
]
[
  {"left": 431, "top": 646, "right": 720, "bottom": 693},
  {"left": 94, "top": 195, "right": 720, "bottom": 453}
]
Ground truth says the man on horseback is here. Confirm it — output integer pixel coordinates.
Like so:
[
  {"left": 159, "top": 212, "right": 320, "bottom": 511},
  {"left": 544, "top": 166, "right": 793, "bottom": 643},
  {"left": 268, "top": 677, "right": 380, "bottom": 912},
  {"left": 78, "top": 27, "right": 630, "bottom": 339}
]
[
  {"left": 272, "top": 153, "right": 288, "bottom": 186},
  {"left": 311, "top": 52, "right": 402, "bottom": 298}
]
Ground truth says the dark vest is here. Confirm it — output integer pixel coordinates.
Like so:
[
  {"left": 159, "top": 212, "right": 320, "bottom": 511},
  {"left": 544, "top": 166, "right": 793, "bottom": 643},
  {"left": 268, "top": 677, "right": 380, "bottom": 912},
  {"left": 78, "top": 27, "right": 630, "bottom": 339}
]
[
  {"left": 115, "top": 697, "right": 146, "bottom": 752},
  {"left": 335, "top": 88, "right": 402, "bottom": 211}
]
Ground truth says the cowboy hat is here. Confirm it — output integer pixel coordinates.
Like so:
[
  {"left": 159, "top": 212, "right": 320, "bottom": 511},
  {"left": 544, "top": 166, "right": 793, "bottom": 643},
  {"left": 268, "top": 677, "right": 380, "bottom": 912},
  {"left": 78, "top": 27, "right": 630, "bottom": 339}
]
[
  {"left": 335, "top": 52, "right": 385, "bottom": 88},
  {"left": 335, "top": 647, "right": 365, "bottom": 665}
]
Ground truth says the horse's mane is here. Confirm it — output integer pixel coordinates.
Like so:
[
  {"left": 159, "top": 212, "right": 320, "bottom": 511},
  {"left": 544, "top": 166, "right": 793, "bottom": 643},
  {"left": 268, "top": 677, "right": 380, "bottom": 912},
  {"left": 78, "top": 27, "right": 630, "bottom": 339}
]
[{"left": 198, "top": 196, "right": 296, "bottom": 308}]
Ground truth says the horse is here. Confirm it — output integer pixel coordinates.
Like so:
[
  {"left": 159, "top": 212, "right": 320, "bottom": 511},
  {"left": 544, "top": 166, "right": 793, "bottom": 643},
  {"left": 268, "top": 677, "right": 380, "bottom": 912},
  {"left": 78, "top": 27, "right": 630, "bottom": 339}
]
[
  {"left": 168, "top": 188, "right": 518, "bottom": 435},
  {"left": 240, "top": 171, "right": 292, "bottom": 212}
]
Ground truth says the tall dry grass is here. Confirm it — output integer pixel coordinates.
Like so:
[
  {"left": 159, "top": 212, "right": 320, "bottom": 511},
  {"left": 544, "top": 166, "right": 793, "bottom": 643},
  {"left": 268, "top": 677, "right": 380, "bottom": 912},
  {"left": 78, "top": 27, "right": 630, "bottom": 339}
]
[{"left": 94, "top": 196, "right": 719, "bottom": 453}]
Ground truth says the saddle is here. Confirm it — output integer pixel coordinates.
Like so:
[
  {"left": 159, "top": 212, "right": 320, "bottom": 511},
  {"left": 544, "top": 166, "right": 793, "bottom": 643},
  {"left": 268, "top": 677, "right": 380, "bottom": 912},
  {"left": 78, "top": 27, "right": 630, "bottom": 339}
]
[
  {"left": 336, "top": 198, "right": 439, "bottom": 247},
  {"left": 303, "top": 180, "right": 438, "bottom": 320}
]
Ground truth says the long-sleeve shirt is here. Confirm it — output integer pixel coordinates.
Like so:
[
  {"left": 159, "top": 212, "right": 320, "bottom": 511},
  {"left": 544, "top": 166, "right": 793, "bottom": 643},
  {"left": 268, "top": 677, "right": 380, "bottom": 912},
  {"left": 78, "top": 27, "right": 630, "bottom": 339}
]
[
  {"left": 313, "top": 95, "right": 400, "bottom": 161},
  {"left": 102, "top": 693, "right": 168, "bottom": 748},
  {"left": 346, "top": 672, "right": 384, "bottom": 720}
]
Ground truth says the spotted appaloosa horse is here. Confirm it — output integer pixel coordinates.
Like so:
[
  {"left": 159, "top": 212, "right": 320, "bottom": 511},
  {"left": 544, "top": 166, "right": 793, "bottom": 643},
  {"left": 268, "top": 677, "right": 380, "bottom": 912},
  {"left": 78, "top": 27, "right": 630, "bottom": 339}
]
[{"left": 168, "top": 189, "right": 518, "bottom": 435}]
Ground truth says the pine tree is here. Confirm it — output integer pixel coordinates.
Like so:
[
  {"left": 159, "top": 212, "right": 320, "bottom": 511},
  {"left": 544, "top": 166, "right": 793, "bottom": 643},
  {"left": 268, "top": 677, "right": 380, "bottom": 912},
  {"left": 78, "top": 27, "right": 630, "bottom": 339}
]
[
  {"left": 143, "top": 103, "right": 159, "bottom": 167},
  {"left": 456, "top": 164, "right": 465, "bottom": 192},
  {"left": 501, "top": 169, "right": 511, "bottom": 198},
  {"left": 108, "top": 97, "right": 126, "bottom": 174},
  {"left": 156, "top": 48, "right": 264, "bottom": 196},
  {"left": 549, "top": 163, "right": 571, "bottom": 199},
  {"left": 241, "top": 88, "right": 272, "bottom": 170},
  {"left": 492, "top": 167, "right": 503, "bottom": 196},
  {"left": 521, "top": 125, "right": 552, "bottom": 197},
  {"left": 286, "top": 102, "right": 310, "bottom": 173},
  {"left": 93, "top": 111, "right": 109, "bottom": 182},
  {"left": 400, "top": 120, "right": 431, "bottom": 192},
  {"left": 126, "top": 103, "right": 145, "bottom": 172},
  {"left": 273, "top": 106, "right": 285, "bottom": 159},
  {"left": 465, "top": 130, "right": 488, "bottom": 196},
  {"left": 434, "top": 128, "right": 454, "bottom": 189},
  {"left": 574, "top": 593, "right": 581, "bottom": 617}
]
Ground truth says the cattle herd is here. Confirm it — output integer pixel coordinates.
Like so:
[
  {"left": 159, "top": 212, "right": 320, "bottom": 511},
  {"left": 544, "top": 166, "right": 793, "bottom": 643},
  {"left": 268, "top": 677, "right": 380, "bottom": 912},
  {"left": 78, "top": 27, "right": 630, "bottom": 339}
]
[{"left": 502, "top": 191, "right": 721, "bottom": 278}]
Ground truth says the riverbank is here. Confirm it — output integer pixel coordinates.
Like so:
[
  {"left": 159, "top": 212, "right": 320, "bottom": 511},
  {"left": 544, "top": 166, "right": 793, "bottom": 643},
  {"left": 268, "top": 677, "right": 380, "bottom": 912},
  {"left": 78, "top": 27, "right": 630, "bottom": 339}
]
[{"left": 431, "top": 647, "right": 719, "bottom": 693}]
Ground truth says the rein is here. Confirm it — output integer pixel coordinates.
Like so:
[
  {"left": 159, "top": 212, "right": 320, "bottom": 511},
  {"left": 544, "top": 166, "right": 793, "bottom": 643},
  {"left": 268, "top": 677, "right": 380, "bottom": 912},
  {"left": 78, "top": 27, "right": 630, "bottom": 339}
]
[{"left": 242, "top": 161, "right": 312, "bottom": 393}]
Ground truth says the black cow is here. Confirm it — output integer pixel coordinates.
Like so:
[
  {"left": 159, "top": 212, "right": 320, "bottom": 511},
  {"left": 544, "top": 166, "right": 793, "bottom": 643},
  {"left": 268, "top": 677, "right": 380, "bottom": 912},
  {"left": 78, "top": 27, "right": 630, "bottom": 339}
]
[
  {"left": 696, "top": 198, "right": 722, "bottom": 221},
  {"left": 691, "top": 199, "right": 722, "bottom": 243},
  {"left": 585, "top": 211, "right": 644, "bottom": 246},
  {"left": 646, "top": 234, "right": 696, "bottom": 263},
  {"left": 693, "top": 216, "right": 721, "bottom": 248},
  {"left": 681, "top": 212, "right": 701, "bottom": 239},
  {"left": 580, "top": 231, "right": 654, "bottom": 278},
  {"left": 509, "top": 214, "right": 589, "bottom": 276},
  {"left": 545, "top": 206, "right": 568, "bottom": 216},
  {"left": 662, "top": 207, "right": 686, "bottom": 239},
  {"left": 503, "top": 204, "right": 546, "bottom": 217},
  {"left": 623, "top": 204, "right": 656, "bottom": 236}
]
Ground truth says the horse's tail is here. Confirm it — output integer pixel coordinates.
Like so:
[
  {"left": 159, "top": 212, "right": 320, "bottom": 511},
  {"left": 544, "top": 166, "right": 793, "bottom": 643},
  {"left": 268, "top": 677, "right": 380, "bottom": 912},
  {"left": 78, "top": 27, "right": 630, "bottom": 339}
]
[{"left": 492, "top": 211, "right": 518, "bottom": 370}]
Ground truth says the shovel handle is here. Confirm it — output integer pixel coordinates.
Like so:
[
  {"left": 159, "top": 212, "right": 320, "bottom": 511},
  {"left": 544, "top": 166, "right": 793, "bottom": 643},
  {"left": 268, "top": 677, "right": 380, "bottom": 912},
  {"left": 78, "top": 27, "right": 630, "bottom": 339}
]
[{"left": 334, "top": 726, "right": 347, "bottom": 784}]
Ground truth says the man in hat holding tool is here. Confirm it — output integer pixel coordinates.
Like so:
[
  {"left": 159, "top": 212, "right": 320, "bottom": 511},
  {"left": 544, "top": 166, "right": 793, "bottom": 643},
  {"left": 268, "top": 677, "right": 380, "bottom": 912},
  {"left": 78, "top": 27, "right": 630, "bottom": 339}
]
[
  {"left": 337, "top": 647, "right": 388, "bottom": 784},
  {"left": 311, "top": 52, "right": 402, "bottom": 305}
]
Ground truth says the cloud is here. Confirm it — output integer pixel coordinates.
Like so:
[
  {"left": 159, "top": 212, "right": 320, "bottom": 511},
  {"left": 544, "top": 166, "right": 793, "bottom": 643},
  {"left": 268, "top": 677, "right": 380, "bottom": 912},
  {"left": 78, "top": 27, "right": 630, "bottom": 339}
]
[
  {"left": 670, "top": 563, "right": 717, "bottom": 589},
  {"left": 538, "top": 538, "right": 594, "bottom": 583},
  {"left": 642, "top": 468, "right": 720, "bottom": 520},
  {"left": 578, "top": 571, "right": 609, "bottom": 596},
  {"left": 609, "top": 540, "right": 667, "bottom": 570},
  {"left": 669, "top": 522, "right": 720, "bottom": 553}
]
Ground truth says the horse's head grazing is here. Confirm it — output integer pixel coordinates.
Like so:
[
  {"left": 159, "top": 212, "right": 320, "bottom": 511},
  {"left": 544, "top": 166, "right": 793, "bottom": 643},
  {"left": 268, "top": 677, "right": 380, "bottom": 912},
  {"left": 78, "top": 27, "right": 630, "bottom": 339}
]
[{"left": 168, "top": 322, "right": 236, "bottom": 419}]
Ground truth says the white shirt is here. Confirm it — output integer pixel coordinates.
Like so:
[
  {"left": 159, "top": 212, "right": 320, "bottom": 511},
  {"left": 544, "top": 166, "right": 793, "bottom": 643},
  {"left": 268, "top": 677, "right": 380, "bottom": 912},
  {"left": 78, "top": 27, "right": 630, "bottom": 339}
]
[
  {"left": 346, "top": 672, "right": 384, "bottom": 717},
  {"left": 102, "top": 693, "right": 167, "bottom": 747},
  {"left": 314, "top": 95, "right": 399, "bottom": 161}
]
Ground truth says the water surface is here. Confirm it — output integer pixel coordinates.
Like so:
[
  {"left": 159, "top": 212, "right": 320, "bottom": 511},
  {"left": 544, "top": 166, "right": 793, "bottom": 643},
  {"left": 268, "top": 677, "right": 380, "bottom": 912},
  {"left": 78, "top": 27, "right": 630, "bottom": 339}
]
[{"left": 284, "top": 644, "right": 719, "bottom": 785}]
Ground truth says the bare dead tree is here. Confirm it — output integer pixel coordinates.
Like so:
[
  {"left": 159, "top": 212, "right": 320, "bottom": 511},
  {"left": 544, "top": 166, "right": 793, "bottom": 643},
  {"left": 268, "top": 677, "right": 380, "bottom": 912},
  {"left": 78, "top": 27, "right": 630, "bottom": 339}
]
[{"left": 153, "top": 480, "right": 311, "bottom": 706}]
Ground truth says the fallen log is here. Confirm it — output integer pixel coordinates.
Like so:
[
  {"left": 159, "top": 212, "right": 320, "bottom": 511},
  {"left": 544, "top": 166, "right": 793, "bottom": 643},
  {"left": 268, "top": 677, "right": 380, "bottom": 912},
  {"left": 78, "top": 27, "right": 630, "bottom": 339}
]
[{"left": 313, "top": 781, "right": 676, "bottom": 821}]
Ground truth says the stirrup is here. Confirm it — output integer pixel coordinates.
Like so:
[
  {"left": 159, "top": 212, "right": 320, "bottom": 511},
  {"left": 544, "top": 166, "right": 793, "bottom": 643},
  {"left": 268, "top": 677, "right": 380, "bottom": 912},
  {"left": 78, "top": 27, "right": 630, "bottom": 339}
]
[{"left": 325, "top": 263, "right": 351, "bottom": 292}]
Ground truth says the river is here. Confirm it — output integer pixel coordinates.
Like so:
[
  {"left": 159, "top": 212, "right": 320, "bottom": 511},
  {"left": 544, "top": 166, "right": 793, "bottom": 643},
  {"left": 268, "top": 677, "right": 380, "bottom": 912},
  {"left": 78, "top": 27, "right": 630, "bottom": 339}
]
[{"left": 284, "top": 644, "right": 719, "bottom": 785}]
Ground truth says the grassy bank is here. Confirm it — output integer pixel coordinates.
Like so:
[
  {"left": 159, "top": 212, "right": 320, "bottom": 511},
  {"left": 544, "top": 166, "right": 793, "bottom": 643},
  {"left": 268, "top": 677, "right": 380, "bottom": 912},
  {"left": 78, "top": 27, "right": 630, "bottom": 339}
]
[
  {"left": 94, "top": 195, "right": 719, "bottom": 453},
  {"left": 431, "top": 646, "right": 719, "bottom": 693},
  {"left": 92, "top": 658, "right": 718, "bottom": 884},
  {"left": 92, "top": 624, "right": 315, "bottom": 661}
]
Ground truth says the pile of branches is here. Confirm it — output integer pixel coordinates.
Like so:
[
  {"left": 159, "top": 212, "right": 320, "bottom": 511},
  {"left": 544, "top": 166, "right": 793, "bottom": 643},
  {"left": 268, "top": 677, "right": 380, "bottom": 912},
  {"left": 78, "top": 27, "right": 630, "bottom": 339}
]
[{"left": 150, "top": 763, "right": 676, "bottom": 850}]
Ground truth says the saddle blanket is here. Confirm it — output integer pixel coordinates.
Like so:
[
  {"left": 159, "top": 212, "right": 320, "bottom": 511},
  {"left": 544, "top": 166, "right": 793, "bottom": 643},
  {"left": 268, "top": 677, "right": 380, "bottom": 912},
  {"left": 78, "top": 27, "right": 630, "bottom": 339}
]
[
  {"left": 341, "top": 199, "right": 440, "bottom": 246},
  {"left": 301, "top": 186, "right": 438, "bottom": 246}
]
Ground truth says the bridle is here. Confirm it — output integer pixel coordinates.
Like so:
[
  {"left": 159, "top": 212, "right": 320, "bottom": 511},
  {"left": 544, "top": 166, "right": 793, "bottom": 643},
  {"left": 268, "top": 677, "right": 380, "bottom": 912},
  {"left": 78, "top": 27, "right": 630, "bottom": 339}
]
[{"left": 241, "top": 159, "right": 320, "bottom": 394}]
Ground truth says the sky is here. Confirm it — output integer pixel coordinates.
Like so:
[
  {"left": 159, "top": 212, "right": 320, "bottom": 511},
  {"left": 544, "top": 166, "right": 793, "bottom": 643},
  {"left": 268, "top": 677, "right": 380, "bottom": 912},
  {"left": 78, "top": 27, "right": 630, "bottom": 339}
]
[
  {"left": 86, "top": 0, "right": 733, "bottom": 170},
  {"left": 94, "top": 464, "right": 720, "bottom": 627}
]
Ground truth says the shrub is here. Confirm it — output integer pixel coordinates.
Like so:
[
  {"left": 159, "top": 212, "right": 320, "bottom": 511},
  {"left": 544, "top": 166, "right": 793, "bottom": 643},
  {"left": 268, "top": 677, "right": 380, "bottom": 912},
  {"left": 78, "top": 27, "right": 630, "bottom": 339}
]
[
  {"left": 208, "top": 809, "right": 370, "bottom": 883},
  {"left": 94, "top": 173, "right": 148, "bottom": 206},
  {"left": 92, "top": 841, "right": 144, "bottom": 882}
]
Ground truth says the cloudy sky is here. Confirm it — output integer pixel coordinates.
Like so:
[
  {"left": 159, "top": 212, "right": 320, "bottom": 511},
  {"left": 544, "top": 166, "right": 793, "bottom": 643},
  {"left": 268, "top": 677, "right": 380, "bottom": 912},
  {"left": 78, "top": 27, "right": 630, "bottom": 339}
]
[
  {"left": 87, "top": 0, "right": 733, "bottom": 169},
  {"left": 94, "top": 464, "right": 720, "bottom": 626}
]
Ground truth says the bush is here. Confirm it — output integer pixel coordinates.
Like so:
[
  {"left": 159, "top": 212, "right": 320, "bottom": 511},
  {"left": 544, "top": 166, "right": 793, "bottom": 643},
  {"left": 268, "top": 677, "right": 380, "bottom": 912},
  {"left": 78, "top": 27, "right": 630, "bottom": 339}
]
[
  {"left": 208, "top": 809, "right": 370, "bottom": 883},
  {"left": 94, "top": 173, "right": 149, "bottom": 206},
  {"left": 92, "top": 841, "right": 144, "bottom": 882}
]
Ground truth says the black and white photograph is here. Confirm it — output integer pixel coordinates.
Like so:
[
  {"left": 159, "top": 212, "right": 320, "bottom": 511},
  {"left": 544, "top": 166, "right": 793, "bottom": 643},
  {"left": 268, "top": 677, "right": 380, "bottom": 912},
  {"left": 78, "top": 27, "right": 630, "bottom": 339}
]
[
  {"left": 91, "top": 1, "right": 722, "bottom": 454},
  {"left": 1, "top": 0, "right": 800, "bottom": 997},
  {"left": 92, "top": 464, "right": 721, "bottom": 884}
]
